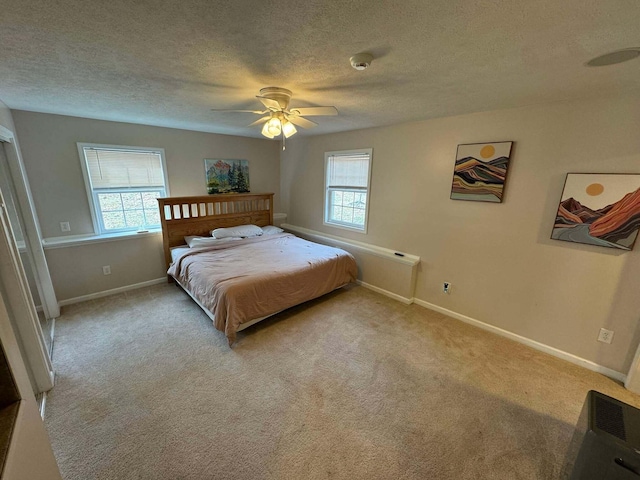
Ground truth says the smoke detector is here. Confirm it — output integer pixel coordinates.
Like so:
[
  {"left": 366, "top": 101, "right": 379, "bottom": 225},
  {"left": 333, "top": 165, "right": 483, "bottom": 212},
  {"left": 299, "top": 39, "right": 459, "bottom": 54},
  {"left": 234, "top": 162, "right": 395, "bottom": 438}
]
[{"left": 350, "top": 53, "right": 373, "bottom": 71}]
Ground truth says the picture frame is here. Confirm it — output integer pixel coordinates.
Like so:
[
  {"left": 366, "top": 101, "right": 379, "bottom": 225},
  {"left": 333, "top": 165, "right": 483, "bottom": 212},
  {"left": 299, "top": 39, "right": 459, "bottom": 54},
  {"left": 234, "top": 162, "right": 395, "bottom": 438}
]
[
  {"left": 551, "top": 173, "right": 640, "bottom": 250},
  {"left": 450, "top": 141, "right": 513, "bottom": 203},
  {"left": 204, "top": 159, "right": 250, "bottom": 194}
]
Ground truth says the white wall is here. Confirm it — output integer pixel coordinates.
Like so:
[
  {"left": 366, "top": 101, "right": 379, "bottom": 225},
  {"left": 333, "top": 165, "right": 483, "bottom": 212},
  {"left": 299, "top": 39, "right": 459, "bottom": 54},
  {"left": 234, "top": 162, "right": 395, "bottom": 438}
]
[
  {"left": 281, "top": 94, "right": 640, "bottom": 375},
  {"left": 12, "top": 111, "right": 281, "bottom": 301},
  {"left": 12, "top": 111, "right": 281, "bottom": 238}
]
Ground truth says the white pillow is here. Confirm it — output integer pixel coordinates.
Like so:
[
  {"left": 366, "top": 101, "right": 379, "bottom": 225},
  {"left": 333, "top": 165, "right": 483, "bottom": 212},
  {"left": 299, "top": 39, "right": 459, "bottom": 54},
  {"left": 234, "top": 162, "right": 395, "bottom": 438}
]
[
  {"left": 212, "top": 224, "right": 263, "bottom": 239},
  {"left": 184, "top": 236, "right": 241, "bottom": 248},
  {"left": 261, "top": 225, "right": 284, "bottom": 235}
]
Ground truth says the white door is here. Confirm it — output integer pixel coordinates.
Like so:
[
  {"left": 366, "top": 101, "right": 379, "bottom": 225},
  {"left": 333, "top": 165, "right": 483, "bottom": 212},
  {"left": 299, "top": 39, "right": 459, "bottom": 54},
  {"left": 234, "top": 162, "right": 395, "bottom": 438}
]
[
  {"left": 0, "top": 129, "right": 59, "bottom": 394},
  {"left": 0, "top": 143, "right": 54, "bottom": 354}
]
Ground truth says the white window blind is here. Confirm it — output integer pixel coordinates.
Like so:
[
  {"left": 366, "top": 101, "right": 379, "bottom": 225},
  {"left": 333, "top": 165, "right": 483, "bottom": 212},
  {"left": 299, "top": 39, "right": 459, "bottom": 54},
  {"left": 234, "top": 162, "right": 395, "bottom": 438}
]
[
  {"left": 326, "top": 152, "right": 370, "bottom": 188},
  {"left": 78, "top": 143, "right": 169, "bottom": 234},
  {"left": 84, "top": 148, "right": 165, "bottom": 189}
]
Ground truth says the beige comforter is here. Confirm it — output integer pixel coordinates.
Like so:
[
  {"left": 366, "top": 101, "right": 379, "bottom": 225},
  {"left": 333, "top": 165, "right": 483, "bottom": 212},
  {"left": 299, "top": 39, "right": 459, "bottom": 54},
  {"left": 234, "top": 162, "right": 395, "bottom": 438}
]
[{"left": 168, "top": 233, "right": 357, "bottom": 344}]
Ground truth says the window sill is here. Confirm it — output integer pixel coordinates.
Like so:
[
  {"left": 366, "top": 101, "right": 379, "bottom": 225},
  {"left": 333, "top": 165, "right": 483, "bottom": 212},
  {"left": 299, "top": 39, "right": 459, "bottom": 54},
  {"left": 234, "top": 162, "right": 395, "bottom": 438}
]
[
  {"left": 42, "top": 229, "right": 162, "bottom": 250},
  {"left": 323, "top": 221, "right": 367, "bottom": 234}
]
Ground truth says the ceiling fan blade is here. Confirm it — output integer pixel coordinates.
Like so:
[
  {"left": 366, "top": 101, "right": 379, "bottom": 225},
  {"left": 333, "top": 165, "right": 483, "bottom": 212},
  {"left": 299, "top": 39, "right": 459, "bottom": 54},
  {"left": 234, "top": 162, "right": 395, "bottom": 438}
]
[
  {"left": 256, "top": 96, "right": 281, "bottom": 110},
  {"left": 248, "top": 116, "right": 270, "bottom": 127},
  {"left": 288, "top": 106, "right": 338, "bottom": 116},
  {"left": 211, "top": 109, "right": 267, "bottom": 114},
  {"left": 287, "top": 115, "right": 317, "bottom": 129}
]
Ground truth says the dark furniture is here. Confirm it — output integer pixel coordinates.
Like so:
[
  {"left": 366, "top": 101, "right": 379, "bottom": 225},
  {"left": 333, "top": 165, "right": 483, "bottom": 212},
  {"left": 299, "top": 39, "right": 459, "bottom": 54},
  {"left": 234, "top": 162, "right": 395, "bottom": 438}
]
[{"left": 567, "top": 390, "right": 640, "bottom": 479}]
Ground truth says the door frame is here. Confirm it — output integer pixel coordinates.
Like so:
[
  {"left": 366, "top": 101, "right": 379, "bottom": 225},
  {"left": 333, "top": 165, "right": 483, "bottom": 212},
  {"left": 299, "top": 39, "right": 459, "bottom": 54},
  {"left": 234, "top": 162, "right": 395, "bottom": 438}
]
[
  {"left": 0, "top": 126, "right": 59, "bottom": 319},
  {"left": 0, "top": 125, "right": 56, "bottom": 393},
  {"left": 0, "top": 191, "right": 54, "bottom": 392}
]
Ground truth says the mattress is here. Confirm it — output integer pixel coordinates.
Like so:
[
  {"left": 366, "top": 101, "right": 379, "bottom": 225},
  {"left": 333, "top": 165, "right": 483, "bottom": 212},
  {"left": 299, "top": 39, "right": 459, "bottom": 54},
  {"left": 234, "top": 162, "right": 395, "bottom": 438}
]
[{"left": 168, "top": 233, "right": 357, "bottom": 344}]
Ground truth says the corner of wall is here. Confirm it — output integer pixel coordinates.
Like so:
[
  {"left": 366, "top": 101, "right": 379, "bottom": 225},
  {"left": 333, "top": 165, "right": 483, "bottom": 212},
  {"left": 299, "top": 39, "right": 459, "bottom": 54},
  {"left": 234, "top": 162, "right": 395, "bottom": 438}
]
[{"left": 0, "top": 100, "right": 17, "bottom": 133}]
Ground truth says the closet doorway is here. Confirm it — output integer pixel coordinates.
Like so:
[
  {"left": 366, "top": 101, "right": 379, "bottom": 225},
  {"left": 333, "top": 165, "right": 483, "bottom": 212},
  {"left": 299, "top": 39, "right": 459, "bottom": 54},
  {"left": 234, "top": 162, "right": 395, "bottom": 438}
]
[{"left": 0, "top": 125, "right": 57, "bottom": 395}]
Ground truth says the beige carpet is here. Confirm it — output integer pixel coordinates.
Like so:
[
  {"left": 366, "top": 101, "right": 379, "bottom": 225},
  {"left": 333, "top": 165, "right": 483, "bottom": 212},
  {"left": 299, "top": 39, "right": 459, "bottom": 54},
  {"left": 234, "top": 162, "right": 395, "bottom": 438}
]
[{"left": 45, "top": 283, "right": 640, "bottom": 480}]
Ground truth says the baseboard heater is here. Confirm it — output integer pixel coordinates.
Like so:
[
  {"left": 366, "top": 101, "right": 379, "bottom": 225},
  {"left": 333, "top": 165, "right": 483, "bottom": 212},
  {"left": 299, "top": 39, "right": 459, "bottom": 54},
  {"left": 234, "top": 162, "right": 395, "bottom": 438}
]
[
  {"left": 281, "top": 224, "right": 420, "bottom": 301},
  {"left": 566, "top": 390, "right": 640, "bottom": 479}
]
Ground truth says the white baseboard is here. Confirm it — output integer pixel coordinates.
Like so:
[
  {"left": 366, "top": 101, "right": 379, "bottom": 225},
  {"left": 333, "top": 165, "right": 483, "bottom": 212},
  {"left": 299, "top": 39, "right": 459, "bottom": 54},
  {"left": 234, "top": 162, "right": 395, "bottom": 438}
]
[
  {"left": 38, "top": 390, "right": 48, "bottom": 419},
  {"left": 355, "top": 280, "right": 625, "bottom": 382},
  {"left": 356, "top": 280, "right": 414, "bottom": 305},
  {"left": 412, "top": 298, "right": 626, "bottom": 383},
  {"left": 58, "top": 278, "right": 167, "bottom": 307}
]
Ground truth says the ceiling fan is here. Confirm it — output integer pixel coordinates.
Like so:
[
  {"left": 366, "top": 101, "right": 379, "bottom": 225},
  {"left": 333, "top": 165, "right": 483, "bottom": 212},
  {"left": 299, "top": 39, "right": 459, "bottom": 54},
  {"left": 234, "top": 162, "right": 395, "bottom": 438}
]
[{"left": 211, "top": 87, "right": 338, "bottom": 140}]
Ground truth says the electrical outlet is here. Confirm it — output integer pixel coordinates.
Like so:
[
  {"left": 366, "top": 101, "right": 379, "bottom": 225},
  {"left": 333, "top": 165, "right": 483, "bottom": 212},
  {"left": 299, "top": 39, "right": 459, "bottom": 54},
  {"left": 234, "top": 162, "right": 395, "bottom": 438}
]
[
  {"left": 102, "top": 265, "right": 111, "bottom": 276},
  {"left": 443, "top": 282, "right": 451, "bottom": 294},
  {"left": 60, "top": 221, "right": 70, "bottom": 232},
  {"left": 597, "top": 328, "right": 614, "bottom": 344}
]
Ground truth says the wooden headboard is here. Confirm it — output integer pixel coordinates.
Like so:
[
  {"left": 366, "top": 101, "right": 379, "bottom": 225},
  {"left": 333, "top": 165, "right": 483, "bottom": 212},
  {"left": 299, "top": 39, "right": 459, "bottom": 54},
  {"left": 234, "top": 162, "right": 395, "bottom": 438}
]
[{"left": 157, "top": 193, "right": 274, "bottom": 271}]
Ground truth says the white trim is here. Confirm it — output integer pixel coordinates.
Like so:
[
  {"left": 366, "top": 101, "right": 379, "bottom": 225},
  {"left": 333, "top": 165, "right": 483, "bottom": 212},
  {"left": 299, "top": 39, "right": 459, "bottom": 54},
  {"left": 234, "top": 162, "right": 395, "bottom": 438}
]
[
  {"left": 323, "top": 217, "right": 367, "bottom": 234},
  {"left": 282, "top": 223, "right": 420, "bottom": 267},
  {"left": 412, "top": 298, "right": 626, "bottom": 382},
  {"left": 43, "top": 229, "right": 161, "bottom": 250},
  {"left": 39, "top": 390, "right": 48, "bottom": 419},
  {"left": 76, "top": 142, "right": 170, "bottom": 235},
  {"left": 0, "top": 125, "right": 14, "bottom": 142},
  {"left": 324, "top": 148, "right": 373, "bottom": 233},
  {"left": 624, "top": 342, "right": 640, "bottom": 393},
  {"left": 356, "top": 280, "right": 414, "bottom": 305},
  {"left": 77, "top": 143, "right": 99, "bottom": 233},
  {"left": 0, "top": 197, "right": 54, "bottom": 392},
  {"left": 58, "top": 277, "right": 167, "bottom": 307},
  {"left": 355, "top": 281, "right": 626, "bottom": 383},
  {"left": 0, "top": 132, "right": 59, "bottom": 318},
  {"left": 48, "top": 317, "right": 55, "bottom": 358}
]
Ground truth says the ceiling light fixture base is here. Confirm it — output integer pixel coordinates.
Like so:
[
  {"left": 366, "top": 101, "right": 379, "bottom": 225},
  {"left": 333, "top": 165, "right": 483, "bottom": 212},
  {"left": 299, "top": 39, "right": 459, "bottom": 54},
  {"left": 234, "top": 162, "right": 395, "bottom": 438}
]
[{"left": 258, "top": 87, "right": 292, "bottom": 109}]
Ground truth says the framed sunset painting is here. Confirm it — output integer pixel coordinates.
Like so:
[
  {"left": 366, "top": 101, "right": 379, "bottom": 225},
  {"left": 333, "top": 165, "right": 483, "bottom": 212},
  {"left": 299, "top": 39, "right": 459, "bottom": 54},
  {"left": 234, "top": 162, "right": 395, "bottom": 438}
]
[
  {"left": 551, "top": 173, "right": 640, "bottom": 250},
  {"left": 450, "top": 141, "right": 513, "bottom": 203}
]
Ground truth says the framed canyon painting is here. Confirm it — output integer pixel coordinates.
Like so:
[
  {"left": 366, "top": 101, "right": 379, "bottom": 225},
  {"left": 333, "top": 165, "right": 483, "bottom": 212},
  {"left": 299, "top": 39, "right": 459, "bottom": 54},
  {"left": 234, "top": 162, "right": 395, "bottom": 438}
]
[
  {"left": 450, "top": 141, "right": 513, "bottom": 203},
  {"left": 551, "top": 173, "right": 640, "bottom": 250}
]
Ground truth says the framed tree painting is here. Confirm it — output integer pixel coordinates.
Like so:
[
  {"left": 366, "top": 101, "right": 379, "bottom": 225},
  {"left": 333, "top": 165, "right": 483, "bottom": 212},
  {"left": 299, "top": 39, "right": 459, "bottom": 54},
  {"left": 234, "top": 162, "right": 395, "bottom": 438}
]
[
  {"left": 551, "top": 173, "right": 640, "bottom": 250},
  {"left": 204, "top": 159, "right": 250, "bottom": 194},
  {"left": 450, "top": 141, "right": 513, "bottom": 203}
]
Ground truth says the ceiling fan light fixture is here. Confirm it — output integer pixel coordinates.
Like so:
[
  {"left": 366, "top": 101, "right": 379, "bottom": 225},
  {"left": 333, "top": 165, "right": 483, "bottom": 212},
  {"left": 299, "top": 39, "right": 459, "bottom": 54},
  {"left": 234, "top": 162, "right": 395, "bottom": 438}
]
[
  {"left": 261, "top": 121, "right": 276, "bottom": 138},
  {"left": 266, "top": 117, "right": 282, "bottom": 137},
  {"left": 213, "top": 87, "right": 337, "bottom": 138},
  {"left": 282, "top": 121, "right": 297, "bottom": 138}
]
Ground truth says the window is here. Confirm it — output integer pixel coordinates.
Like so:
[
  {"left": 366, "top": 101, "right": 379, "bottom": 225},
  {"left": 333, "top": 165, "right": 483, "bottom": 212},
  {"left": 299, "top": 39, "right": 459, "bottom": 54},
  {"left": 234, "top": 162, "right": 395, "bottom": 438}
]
[
  {"left": 324, "top": 149, "right": 372, "bottom": 232},
  {"left": 78, "top": 144, "right": 169, "bottom": 234}
]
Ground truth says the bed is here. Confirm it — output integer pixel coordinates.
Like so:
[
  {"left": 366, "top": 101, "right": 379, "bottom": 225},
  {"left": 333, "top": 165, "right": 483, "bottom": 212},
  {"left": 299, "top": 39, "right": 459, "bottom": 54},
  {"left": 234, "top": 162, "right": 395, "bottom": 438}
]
[{"left": 158, "top": 193, "right": 357, "bottom": 344}]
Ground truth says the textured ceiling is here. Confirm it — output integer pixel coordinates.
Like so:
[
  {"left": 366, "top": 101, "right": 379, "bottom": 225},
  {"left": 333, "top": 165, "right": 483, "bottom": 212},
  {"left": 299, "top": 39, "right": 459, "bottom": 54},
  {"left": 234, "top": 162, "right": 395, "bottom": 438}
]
[{"left": 1, "top": 0, "right": 639, "bottom": 138}]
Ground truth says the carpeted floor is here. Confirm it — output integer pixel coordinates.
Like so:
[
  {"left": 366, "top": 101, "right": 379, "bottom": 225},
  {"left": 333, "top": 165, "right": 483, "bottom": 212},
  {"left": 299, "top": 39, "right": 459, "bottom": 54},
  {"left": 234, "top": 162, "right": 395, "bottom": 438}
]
[{"left": 45, "top": 283, "right": 640, "bottom": 480}]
